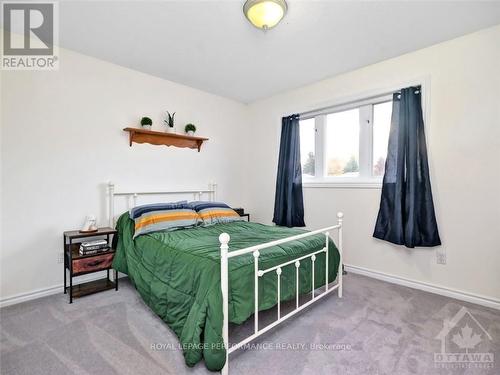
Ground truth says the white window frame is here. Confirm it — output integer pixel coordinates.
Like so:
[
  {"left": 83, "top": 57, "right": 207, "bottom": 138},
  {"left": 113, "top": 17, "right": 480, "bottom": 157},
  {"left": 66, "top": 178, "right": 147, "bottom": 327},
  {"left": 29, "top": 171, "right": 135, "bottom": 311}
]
[{"left": 299, "top": 80, "right": 428, "bottom": 189}]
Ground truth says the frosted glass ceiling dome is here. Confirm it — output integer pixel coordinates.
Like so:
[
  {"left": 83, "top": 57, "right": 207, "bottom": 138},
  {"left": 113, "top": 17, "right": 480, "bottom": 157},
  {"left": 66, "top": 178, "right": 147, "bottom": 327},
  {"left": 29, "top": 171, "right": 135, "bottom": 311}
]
[{"left": 243, "top": 0, "right": 287, "bottom": 30}]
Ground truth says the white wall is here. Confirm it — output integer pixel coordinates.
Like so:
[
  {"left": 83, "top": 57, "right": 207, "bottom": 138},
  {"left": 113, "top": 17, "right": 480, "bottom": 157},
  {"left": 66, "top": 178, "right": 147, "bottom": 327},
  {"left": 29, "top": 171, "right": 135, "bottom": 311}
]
[
  {"left": 2, "top": 25, "right": 500, "bottom": 305},
  {"left": 0, "top": 45, "right": 250, "bottom": 300},
  {"left": 245, "top": 25, "right": 500, "bottom": 301}
]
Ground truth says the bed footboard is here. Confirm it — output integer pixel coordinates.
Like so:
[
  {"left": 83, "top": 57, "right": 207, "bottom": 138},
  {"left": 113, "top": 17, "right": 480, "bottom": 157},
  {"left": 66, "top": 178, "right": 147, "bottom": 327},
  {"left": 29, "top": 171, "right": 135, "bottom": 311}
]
[{"left": 219, "top": 212, "right": 344, "bottom": 375}]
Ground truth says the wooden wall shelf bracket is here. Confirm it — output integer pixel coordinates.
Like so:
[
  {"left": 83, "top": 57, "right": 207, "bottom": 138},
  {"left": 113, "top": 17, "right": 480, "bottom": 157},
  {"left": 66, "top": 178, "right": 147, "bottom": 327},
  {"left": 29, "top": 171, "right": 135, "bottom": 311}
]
[{"left": 123, "top": 127, "right": 208, "bottom": 152}]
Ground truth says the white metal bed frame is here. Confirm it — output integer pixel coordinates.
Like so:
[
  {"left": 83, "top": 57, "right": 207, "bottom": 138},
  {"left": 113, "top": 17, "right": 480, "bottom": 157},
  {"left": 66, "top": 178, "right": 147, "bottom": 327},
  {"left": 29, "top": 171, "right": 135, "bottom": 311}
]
[{"left": 107, "top": 182, "right": 343, "bottom": 375}]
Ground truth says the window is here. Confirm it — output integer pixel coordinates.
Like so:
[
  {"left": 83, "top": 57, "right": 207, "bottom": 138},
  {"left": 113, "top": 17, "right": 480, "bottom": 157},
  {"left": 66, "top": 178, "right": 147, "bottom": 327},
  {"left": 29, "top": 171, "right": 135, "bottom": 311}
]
[
  {"left": 299, "top": 94, "right": 394, "bottom": 187},
  {"left": 326, "top": 109, "right": 360, "bottom": 177},
  {"left": 372, "top": 102, "right": 392, "bottom": 177},
  {"left": 299, "top": 118, "right": 315, "bottom": 176}
]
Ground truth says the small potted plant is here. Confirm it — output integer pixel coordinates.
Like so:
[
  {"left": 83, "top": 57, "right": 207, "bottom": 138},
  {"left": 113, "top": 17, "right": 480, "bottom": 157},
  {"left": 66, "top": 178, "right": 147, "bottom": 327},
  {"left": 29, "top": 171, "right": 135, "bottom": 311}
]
[
  {"left": 164, "top": 111, "right": 175, "bottom": 133},
  {"left": 140, "top": 117, "right": 152, "bottom": 130},
  {"left": 185, "top": 123, "right": 196, "bottom": 136}
]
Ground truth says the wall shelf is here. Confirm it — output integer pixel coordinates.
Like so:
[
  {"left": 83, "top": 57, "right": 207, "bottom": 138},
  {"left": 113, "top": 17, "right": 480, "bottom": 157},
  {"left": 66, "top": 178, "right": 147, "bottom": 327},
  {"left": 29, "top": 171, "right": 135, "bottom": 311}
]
[{"left": 123, "top": 127, "right": 208, "bottom": 152}]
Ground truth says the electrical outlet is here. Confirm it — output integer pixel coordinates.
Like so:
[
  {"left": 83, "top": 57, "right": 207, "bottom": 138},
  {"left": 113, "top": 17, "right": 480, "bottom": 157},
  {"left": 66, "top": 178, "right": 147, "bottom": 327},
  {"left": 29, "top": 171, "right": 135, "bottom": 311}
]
[
  {"left": 436, "top": 250, "right": 446, "bottom": 265},
  {"left": 57, "top": 252, "right": 64, "bottom": 264}
]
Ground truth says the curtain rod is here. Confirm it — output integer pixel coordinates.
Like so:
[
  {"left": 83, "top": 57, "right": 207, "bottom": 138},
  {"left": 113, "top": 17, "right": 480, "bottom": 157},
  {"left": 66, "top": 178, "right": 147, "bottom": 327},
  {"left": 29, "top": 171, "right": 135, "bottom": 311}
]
[{"left": 299, "top": 86, "right": 420, "bottom": 119}]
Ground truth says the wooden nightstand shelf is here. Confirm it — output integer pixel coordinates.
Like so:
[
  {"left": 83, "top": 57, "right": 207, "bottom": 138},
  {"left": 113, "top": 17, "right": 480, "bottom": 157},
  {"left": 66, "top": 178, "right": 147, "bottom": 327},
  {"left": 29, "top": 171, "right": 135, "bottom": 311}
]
[
  {"left": 232, "top": 208, "right": 250, "bottom": 222},
  {"left": 63, "top": 227, "right": 118, "bottom": 303}
]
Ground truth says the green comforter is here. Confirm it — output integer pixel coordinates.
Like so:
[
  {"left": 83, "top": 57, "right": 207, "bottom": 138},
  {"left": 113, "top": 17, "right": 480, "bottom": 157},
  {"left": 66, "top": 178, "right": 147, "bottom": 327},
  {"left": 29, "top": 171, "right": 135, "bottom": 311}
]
[{"left": 113, "top": 213, "right": 340, "bottom": 371}]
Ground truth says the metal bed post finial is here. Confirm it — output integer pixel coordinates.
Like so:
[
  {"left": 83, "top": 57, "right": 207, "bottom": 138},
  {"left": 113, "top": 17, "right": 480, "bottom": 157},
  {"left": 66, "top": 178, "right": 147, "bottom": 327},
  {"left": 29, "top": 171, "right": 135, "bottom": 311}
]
[
  {"left": 337, "top": 212, "right": 344, "bottom": 298},
  {"left": 108, "top": 181, "right": 115, "bottom": 228},
  {"left": 219, "top": 232, "right": 230, "bottom": 375}
]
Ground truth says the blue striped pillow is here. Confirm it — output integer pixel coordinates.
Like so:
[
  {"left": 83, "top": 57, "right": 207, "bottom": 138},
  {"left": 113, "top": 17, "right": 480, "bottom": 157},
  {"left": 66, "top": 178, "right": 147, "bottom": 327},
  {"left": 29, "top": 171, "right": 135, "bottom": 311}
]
[
  {"left": 188, "top": 201, "right": 243, "bottom": 226},
  {"left": 129, "top": 201, "right": 188, "bottom": 219},
  {"left": 129, "top": 201, "right": 201, "bottom": 238}
]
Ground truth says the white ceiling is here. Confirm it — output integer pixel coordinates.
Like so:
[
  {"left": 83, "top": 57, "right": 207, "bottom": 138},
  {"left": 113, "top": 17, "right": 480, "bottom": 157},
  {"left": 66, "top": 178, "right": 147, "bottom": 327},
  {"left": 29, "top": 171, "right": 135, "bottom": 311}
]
[{"left": 58, "top": 1, "right": 500, "bottom": 103}]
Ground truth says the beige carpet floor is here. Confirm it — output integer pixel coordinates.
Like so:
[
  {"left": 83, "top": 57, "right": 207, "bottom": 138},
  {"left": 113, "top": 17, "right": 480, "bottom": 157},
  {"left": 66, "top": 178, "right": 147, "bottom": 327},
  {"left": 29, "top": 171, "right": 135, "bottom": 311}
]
[{"left": 1, "top": 274, "right": 499, "bottom": 375}]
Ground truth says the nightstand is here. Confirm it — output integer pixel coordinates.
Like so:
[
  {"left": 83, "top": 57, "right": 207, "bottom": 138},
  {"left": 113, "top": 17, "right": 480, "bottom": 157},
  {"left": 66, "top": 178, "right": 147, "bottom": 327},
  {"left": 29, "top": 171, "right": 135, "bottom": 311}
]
[
  {"left": 63, "top": 227, "right": 118, "bottom": 303},
  {"left": 232, "top": 208, "right": 250, "bottom": 222}
]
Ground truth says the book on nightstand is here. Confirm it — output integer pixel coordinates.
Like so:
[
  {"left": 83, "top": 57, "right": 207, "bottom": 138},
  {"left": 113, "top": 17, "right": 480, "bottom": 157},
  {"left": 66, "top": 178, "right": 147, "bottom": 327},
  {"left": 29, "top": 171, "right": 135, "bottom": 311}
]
[
  {"left": 79, "top": 239, "right": 109, "bottom": 255},
  {"left": 79, "top": 248, "right": 110, "bottom": 255}
]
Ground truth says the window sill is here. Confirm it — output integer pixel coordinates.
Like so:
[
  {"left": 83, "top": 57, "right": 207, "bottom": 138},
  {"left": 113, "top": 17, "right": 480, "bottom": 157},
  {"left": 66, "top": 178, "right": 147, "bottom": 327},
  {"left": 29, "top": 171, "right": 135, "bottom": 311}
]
[{"left": 303, "top": 179, "right": 382, "bottom": 189}]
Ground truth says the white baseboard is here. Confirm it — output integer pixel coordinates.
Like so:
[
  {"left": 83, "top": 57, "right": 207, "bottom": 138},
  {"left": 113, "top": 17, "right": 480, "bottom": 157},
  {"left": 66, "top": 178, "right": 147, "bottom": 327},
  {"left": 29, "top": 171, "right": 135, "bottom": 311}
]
[
  {"left": 0, "top": 273, "right": 126, "bottom": 308},
  {"left": 0, "top": 284, "right": 63, "bottom": 308},
  {"left": 3, "top": 267, "right": 499, "bottom": 311},
  {"left": 345, "top": 264, "right": 500, "bottom": 310}
]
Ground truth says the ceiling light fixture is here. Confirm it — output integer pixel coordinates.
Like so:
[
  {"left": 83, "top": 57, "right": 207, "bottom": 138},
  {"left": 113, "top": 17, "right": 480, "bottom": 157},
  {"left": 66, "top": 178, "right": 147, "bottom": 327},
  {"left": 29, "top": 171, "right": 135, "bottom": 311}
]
[{"left": 243, "top": 0, "right": 287, "bottom": 30}]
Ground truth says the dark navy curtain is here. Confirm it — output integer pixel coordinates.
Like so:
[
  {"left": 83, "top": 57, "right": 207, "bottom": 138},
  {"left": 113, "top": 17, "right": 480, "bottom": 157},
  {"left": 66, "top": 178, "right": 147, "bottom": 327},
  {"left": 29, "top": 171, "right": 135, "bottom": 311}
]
[
  {"left": 273, "top": 114, "right": 306, "bottom": 227},
  {"left": 373, "top": 86, "right": 441, "bottom": 248}
]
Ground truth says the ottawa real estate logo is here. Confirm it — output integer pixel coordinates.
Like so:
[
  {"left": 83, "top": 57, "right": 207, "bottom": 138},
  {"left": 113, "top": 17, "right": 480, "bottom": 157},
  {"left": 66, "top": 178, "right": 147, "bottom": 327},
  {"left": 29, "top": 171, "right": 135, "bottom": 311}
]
[
  {"left": 434, "top": 306, "right": 494, "bottom": 369},
  {"left": 1, "top": 1, "right": 59, "bottom": 70}
]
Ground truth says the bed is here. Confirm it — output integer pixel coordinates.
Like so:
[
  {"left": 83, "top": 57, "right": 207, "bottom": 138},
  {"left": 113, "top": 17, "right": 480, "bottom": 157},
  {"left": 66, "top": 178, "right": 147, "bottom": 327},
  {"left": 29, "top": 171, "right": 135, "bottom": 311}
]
[{"left": 108, "top": 182, "right": 344, "bottom": 374}]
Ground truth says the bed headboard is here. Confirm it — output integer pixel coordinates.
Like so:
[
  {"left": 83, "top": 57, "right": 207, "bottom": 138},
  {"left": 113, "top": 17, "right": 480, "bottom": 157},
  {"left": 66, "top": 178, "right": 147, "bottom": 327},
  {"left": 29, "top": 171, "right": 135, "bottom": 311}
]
[{"left": 107, "top": 181, "right": 217, "bottom": 227}]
